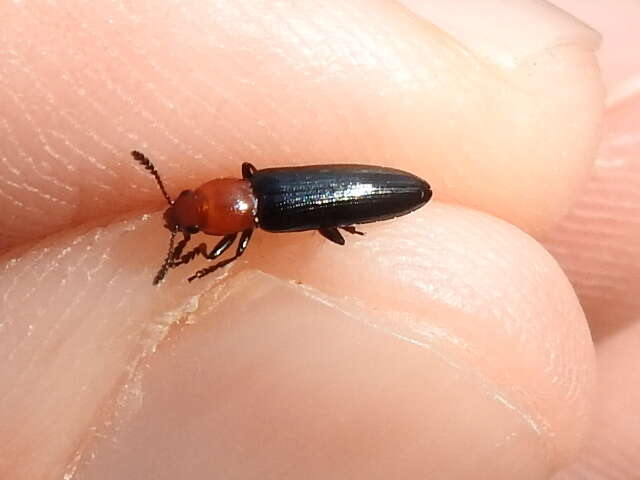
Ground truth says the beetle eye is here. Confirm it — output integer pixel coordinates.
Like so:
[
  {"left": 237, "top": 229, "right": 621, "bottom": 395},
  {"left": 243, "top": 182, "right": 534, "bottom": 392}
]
[{"left": 187, "top": 225, "right": 200, "bottom": 234}]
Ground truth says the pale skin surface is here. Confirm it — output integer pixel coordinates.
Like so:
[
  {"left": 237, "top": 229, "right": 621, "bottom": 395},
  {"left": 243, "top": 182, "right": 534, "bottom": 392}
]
[{"left": 0, "top": 1, "right": 637, "bottom": 479}]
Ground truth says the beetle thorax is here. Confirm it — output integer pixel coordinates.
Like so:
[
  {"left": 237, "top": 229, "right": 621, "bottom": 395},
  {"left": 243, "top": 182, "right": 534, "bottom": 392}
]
[{"left": 195, "top": 178, "right": 257, "bottom": 235}]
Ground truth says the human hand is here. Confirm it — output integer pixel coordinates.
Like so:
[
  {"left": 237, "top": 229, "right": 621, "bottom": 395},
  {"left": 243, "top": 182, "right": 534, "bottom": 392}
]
[
  {"left": 0, "top": 1, "right": 628, "bottom": 479},
  {"left": 544, "top": 0, "right": 640, "bottom": 478}
]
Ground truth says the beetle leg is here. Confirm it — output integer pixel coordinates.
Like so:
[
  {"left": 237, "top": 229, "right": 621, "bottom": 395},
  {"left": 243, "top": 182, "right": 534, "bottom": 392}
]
[
  {"left": 172, "top": 233, "right": 237, "bottom": 268},
  {"left": 341, "top": 226, "right": 365, "bottom": 236},
  {"left": 188, "top": 229, "right": 253, "bottom": 282},
  {"left": 318, "top": 227, "right": 345, "bottom": 245},
  {"left": 242, "top": 162, "right": 257, "bottom": 179},
  {"left": 171, "top": 232, "right": 192, "bottom": 261}
]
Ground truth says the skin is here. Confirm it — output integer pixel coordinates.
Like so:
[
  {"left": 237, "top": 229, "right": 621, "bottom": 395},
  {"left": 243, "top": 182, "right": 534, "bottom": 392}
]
[
  {"left": 544, "top": 1, "right": 640, "bottom": 478},
  {"left": 0, "top": 1, "right": 636, "bottom": 479}
]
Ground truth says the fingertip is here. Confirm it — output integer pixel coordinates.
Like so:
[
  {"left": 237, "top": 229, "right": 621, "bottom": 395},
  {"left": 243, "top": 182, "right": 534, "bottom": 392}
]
[
  {"left": 0, "top": 204, "right": 596, "bottom": 478},
  {"left": 75, "top": 272, "right": 553, "bottom": 479}
]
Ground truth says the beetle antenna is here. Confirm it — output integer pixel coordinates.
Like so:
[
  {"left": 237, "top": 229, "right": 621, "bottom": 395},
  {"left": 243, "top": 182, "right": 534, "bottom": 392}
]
[
  {"left": 153, "top": 230, "right": 177, "bottom": 285},
  {"left": 131, "top": 150, "right": 173, "bottom": 205}
]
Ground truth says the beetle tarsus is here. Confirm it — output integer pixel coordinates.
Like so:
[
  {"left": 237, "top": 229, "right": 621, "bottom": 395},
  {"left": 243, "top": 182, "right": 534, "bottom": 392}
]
[{"left": 341, "top": 226, "right": 365, "bottom": 236}]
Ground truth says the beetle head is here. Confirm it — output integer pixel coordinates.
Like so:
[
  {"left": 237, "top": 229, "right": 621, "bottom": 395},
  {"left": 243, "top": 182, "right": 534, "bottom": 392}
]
[{"left": 163, "top": 190, "right": 201, "bottom": 234}]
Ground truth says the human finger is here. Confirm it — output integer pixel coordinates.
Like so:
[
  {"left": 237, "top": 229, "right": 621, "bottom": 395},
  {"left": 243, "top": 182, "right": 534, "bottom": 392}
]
[
  {"left": 0, "top": 205, "right": 595, "bottom": 479},
  {"left": 0, "top": 0, "right": 602, "bottom": 250}
]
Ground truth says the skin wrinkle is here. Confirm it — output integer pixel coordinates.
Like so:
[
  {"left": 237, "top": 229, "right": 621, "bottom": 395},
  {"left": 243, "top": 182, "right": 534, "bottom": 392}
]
[
  {"left": 1, "top": 104, "right": 75, "bottom": 226},
  {"left": 0, "top": 153, "right": 68, "bottom": 216},
  {"left": 20, "top": 248, "right": 91, "bottom": 377},
  {"left": 2, "top": 71, "right": 74, "bottom": 200},
  {"left": 53, "top": 87, "right": 121, "bottom": 167},
  {"left": 61, "top": 357, "right": 145, "bottom": 480},
  {"left": 141, "top": 60, "right": 227, "bottom": 156},
  {"left": 336, "top": 207, "right": 584, "bottom": 442},
  {"left": 543, "top": 94, "right": 640, "bottom": 339},
  {"left": 297, "top": 282, "right": 550, "bottom": 441},
  {"left": 393, "top": 216, "right": 526, "bottom": 317},
  {"left": 372, "top": 311, "right": 551, "bottom": 442},
  {"left": 1, "top": 217, "right": 187, "bottom": 479},
  {"left": 288, "top": 206, "right": 576, "bottom": 442},
  {"left": 184, "top": 9, "right": 271, "bottom": 153},
  {"left": 60, "top": 6, "right": 184, "bottom": 184},
  {"left": 267, "top": 7, "right": 347, "bottom": 156},
  {"left": 121, "top": 10, "right": 257, "bottom": 160}
]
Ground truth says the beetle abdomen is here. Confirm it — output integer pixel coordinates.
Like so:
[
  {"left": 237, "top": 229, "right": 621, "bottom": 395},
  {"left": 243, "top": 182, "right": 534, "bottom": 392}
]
[{"left": 251, "top": 165, "right": 431, "bottom": 232}]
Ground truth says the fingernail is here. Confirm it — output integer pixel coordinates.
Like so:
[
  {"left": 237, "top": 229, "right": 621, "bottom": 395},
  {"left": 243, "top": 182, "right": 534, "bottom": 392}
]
[
  {"left": 77, "top": 271, "right": 550, "bottom": 478},
  {"left": 396, "top": 0, "right": 600, "bottom": 68}
]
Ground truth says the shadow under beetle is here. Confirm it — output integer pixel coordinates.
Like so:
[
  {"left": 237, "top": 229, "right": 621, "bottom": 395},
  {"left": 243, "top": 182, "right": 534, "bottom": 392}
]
[{"left": 131, "top": 151, "right": 432, "bottom": 284}]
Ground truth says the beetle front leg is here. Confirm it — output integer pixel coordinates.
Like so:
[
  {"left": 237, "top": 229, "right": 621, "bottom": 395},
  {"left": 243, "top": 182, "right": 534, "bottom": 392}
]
[
  {"left": 188, "top": 229, "right": 253, "bottom": 282},
  {"left": 172, "top": 233, "right": 237, "bottom": 268},
  {"left": 171, "top": 232, "right": 192, "bottom": 262}
]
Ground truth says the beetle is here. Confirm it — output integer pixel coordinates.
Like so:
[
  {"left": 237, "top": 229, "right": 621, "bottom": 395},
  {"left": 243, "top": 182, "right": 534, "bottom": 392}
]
[{"left": 131, "top": 151, "right": 432, "bottom": 284}]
